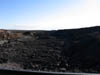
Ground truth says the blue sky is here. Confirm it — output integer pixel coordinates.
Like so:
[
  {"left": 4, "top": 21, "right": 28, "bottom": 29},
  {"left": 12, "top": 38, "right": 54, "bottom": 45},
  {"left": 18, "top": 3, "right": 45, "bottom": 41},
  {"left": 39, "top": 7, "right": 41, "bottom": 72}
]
[{"left": 0, "top": 0, "right": 99, "bottom": 30}]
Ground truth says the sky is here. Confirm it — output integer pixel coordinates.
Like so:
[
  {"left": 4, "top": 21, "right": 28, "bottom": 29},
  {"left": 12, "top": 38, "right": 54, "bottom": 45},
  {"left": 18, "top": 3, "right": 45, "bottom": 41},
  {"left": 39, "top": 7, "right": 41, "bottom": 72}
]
[{"left": 0, "top": 0, "right": 100, "bottom": 30}]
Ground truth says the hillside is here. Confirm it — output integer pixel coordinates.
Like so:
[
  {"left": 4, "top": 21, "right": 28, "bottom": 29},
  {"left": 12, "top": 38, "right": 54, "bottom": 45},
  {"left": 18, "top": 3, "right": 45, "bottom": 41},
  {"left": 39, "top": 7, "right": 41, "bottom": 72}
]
[{"left": 0, "top": 26, "right": 100, "bottom": 73}]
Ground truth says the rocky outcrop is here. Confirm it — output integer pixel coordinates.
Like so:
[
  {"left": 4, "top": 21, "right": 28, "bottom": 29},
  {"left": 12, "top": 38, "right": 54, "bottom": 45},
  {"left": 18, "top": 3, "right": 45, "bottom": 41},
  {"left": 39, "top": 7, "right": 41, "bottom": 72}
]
[
  {"left": 0, "top": 30, "right": 8, "bottom": 40},
  {"left": 0, "top": 29, "right": 24, "bottom": 40}
]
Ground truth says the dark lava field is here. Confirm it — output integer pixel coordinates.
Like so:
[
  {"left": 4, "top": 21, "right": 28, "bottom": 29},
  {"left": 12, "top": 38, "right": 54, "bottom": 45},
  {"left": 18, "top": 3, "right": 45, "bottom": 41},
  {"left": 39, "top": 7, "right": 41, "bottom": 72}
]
[{"left": 0, "top": 26, "right": 100, "bottom": 73}]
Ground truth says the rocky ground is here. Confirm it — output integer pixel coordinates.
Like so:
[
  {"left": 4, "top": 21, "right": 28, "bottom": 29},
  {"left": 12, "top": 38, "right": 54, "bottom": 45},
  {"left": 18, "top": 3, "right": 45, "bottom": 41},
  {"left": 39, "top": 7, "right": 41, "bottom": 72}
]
[{"left": 0, "top": 26, "right": 100, "bottom": 73}]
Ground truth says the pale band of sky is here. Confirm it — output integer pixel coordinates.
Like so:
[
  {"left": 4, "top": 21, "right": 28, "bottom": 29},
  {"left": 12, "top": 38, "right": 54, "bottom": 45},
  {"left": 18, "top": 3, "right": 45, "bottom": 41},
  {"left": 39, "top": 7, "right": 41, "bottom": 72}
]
[{"left": 0, "top": 0, "right": 100, "bottom": 30}]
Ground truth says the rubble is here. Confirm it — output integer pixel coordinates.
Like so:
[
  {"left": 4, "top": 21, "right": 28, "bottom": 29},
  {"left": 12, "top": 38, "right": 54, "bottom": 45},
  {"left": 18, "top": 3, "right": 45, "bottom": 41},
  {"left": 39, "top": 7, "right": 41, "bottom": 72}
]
[{"left": 0, "top": 26, "right": 100, "bottom": 73}]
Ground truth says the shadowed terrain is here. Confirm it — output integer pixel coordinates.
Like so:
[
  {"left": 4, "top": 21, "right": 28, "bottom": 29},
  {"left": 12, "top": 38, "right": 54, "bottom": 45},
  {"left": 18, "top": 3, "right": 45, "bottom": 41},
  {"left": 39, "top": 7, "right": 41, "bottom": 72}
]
[{"left": 0, "top": 26, "right": 100, "bottom": 73}]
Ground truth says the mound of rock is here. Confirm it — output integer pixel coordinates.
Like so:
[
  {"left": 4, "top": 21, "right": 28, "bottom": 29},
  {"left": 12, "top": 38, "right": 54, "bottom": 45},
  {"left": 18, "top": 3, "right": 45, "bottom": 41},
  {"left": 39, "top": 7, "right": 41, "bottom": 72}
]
[{"left": 0, "top": 26, "right": 100, "bottom": 73}]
